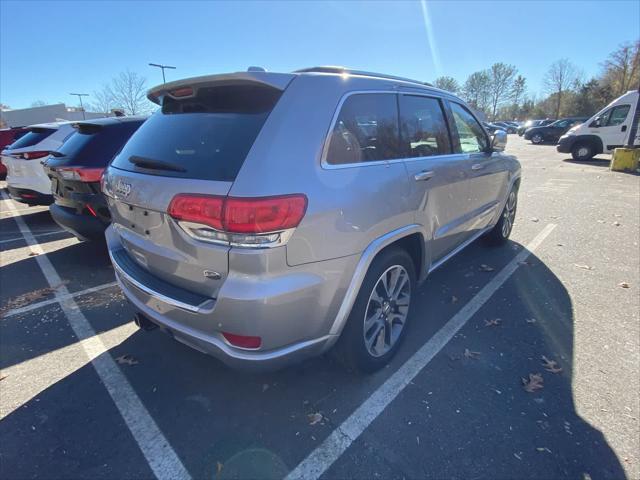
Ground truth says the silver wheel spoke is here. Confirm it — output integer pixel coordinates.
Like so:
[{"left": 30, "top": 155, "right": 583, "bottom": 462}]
[{"left": 362, "top": 264, "right": 412, "bottom": 358}]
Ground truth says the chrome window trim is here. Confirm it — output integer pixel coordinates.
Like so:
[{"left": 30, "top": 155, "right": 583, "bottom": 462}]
[{"left": 320, "top": 90, "right": 461, "bottom": 170}]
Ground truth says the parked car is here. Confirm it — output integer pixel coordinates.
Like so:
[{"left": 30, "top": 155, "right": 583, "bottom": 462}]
[
  {"left": 102, "top": 67, "right": 520, "bottom": 372},
  {"left": 493, "top": 122, "right": 517, "bottom": 134},
  {"left": 524, "top": 117, "right": 588, "bottom": 144},
  {"left": 482, "top": 122, "right": 506, "bottom": 134},
  {"left": 517, "top": 119, "right": 554, "bottom": 136},
  {"left": 0, "top": 127, "right": 29, "bottom": 179},
  {"left": 44, "top": 117, "right": 145, "bottom": 241},
  {"left": 1, "top": 123, "right": 75, "bottom": 204},
  {"left": 557, "top": 90, "right": 640, "bottom": 161}
]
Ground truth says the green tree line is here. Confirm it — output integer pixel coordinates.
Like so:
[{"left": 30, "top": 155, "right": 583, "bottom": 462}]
[{"left": 432, "top": 40, "right": 639, "bottom": 121}]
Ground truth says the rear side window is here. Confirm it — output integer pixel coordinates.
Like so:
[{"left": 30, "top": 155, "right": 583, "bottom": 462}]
[
  {"left": 450, "top": 103, "right": 488, "bottom": 153},
  {"left": 399, "top": 95, "right": 451, "bottom": 157},
  {"left": 326, "top": 93, "right": 400, "bottom": 165},
  {"left": 110, "top": 85, "right": 282, "bottom": 181},
  {"left": 5, "top": 128, "right": 56, "bottom": 150},
  {"left": 56, "top": 121, "right": 143, "bottom": 166}
]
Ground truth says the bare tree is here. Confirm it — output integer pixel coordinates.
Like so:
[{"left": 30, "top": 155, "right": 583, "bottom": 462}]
[
  {"left": 602, "top": 41, "right": 640, "bottom": 96},
  {"left": 544, "top": 59, "right": 580, "bottom": 119},
  {"left": 106, "top": 70, "right": 154, "bottom": 115},
  {"left": 433, "top": 76, "right": 460, "bottom": 94},
  {"left": 462, "top": 70, "right": 491, "bottom": 114},
  {"left": 90, "top": 86, "right": 115, "bottom": 114},
  {"left": 487, "top": 63, "right": 517, "bottom": 120},
  {"left": 510, "top": 75, "right": 526, "bottom": 107}
]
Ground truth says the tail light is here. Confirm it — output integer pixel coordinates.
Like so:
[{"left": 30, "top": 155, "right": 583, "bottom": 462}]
[
  {"left": 15, "top": 151, "right": 50, "bottom": 160},
  {"left": 57, "top": 167, "right": 105, "bottom": 182},
  {"left": 168, "top": 193, "right": 307, "bottom": 248}
]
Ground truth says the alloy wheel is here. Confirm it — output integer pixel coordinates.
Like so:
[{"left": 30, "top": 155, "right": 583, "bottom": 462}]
[
  {"left": 501, "top": 190, "right": 517, "bottom": 238},
  {"left": 363, "top": 265, "right": 411, "bottom": 357}
]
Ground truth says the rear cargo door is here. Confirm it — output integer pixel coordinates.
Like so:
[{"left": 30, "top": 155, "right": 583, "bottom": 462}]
[{"left": 106, "top": 83, "right": 284, "bottom": 298}]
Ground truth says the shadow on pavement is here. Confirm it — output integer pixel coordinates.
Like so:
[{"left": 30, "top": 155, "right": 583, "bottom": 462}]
[
  {"left": 561, "top": 156, "right": 611, "bottom": 168},
  {"left": 0, "top": 241, "right": 628, "bottom": 479}
]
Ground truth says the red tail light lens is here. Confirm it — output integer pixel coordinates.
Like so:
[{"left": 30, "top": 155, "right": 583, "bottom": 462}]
[
  {"left": 58, "top": 167, "right": 105, "bottom": 182},
  {"left": 222, "top": 332, "right": 261, "bottom": 349},
  {"left": 168, "top": 194, "right": 224, "bottom": 230},
  {"left": 19, "top": 151, "right": 50, "bottom": 160},
  {"left": 168, "top": 194, "right": 307, "bottom": 234}
]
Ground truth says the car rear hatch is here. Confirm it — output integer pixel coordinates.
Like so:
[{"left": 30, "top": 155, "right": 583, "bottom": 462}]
[{"left": 104, "top": 72, "right": 294, "bottom": 298}]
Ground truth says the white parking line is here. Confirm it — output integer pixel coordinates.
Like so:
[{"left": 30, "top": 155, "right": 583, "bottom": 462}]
[
  {"left": 0, "top": 230, "right": 68, "bottom": 245},
  {"left": 0, "top": 191, "right": 191, "bottom": 480},
  {"left": 2, "top": 281, "right": 118, "bottom": 318},
  {"left": 285, "top": 223, "right": 557, "bottom": 480}
]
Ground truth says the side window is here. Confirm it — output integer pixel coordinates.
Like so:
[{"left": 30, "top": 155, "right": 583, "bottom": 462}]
[
  {"left": 594, "top": 109, "right": 612, "bottom": 127},
  {"left": 449, "top": 103, "right": 488, "bottom": 154},
  {"left": 326, "top": 93, "right": 400, "bottom": 165},
  {"left": 607, "top": 105, "right": 630, "bottom": 126},
  {"left": 399, "top": 95, "right": 451, "bottom": 157}
]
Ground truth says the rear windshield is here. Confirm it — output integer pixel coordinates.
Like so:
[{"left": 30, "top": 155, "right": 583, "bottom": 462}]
[
  {"left": 110, "top": 85, "right": 282, "bottom": 181},
  {"left": 55, "top": 121, "right": 144, "bottom": 166},
  {"left": 5, "top": 128, "right": 56, "bottom": 150}
]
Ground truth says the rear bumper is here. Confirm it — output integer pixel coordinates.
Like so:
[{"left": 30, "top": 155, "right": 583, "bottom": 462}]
[
  {"left": 105, "top": 226, "right": 358, "bottom": 370},
  {"left": 50, "top": 203, "right": 108, "bottom": 241},
  {"left": 7, "top": 186, "right": 53, "bottom": 205}
]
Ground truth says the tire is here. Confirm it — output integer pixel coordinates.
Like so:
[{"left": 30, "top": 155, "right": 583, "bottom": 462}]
[
  {"left": 531, "top": 133, "right": 544, "bottom": 144},
  {"left": 335, "top": 247, "right": 416, "bottom": 373},
  {"left": 571, "top": 143, "right": 594, "bottom": 161},
  {"left": 484, "top": 186, "right": 518, "bottom": 246}
]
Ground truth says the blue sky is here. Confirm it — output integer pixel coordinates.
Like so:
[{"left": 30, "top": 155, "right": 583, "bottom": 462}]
[{"left": 1, "top": 0, "right": 638, "bottom": 109}]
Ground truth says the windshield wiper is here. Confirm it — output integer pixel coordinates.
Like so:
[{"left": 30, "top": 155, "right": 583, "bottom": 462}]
[{"left": 129, "top": 155, "right": 186, "bottom": 173}]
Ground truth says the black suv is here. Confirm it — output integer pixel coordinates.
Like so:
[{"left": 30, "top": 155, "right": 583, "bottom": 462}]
[
  {"left": 45, "top": 117, "right": 145, "bottom": 241},
  {"left": 524, "top": 117, "right": 587, "bottom": 144}
]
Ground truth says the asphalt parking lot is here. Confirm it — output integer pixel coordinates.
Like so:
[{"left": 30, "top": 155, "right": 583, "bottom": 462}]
[{"left": 1, "top": 135, "right": 639, "bottom": 480}]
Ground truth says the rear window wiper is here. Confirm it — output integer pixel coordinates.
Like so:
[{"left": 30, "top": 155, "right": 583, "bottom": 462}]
[{"left": 129, "top": 155, "right": 186, "bottom": 173}]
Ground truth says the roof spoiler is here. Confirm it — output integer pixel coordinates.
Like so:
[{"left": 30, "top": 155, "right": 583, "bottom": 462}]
[{"left": 147, "top": 71, "right": 295, "bottom": 105}]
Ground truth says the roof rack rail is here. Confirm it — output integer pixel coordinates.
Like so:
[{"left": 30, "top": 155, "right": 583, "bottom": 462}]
[{"left": 294, "top": 66, "right": 432, "bottom": 88}]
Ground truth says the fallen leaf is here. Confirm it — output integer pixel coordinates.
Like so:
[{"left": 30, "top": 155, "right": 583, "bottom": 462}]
[
  {"left": 613, "top": 221, "right": 621, "bottom": 226},
  {"left": 464, "top": 348, "right": 481, "bottom": 359},
  {"left": 216, "top": 461, "right": 224, "bottom": 477},
  {"left": 0, "top": 375, "right": 7, "bottom": 382},
  {"left": 479, "top": 264, "right": 495, "bottom": 272},
  {"left": 28, "top": 252, "right": 39, "bottom": 257},
  {"left": 115, "top": 354, "right": 139, "bottom": 366},
  {"left": 450, "top": 295, "right": 458, "bottom": 304},
  {"left": 531, "top": 217, "right": 540, "bottom": 223},
  {"left": 618, "top": 282, "right": 630, "bottom": 289},
  {"left": 536, "top": 447, "right": 552, "bottom": 453},
  {"left": 262, "top": 384, "right": 269, "bottom": 392},
  {"left": 307, "top": 412, "right": 323, "bottom": 425},
  {"left": 522, "top": 373, "right": 544, "bottom": 393},
  {"left": 514, "top": 452, "right": 522, "bottom": 460},
  {"left": 574, "top": 263, "right": 593, "bottom": 270},
  {"left": 484, "top": 318, "right": 501, "bottom": 327},
  {"left": 541, "top": 355, "right": 563, "bottom": 374},
  {"left": 525, "top": 318, "right": 537, "bottom": 324}
]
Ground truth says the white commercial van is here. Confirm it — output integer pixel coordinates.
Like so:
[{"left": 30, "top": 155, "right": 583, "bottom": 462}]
[{"left": 557, "top": 90, "right": 640, "bottom": 161}]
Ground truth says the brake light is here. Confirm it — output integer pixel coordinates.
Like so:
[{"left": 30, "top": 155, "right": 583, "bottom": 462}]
[
  {"left": 19, "top": 151, "right": 50, "bottom": 160},
  {"left": 170, "top": 87, "right": 194, "bottom": 98},
  {"left": 167, "top": 193, "right": 307, "bottom": 247},
  {"left": 222, "top": 332, "right": 261, "bottom": 349},
  {"left": 57, "top": 167, "right": 105, "bottom": 182}
]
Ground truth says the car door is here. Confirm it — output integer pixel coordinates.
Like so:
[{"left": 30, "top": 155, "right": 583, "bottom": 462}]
[
  {"left": 448, "top": 101, "right": 507, "bottom": 238},
  {"left": 398, "top": 93, "right": 474, "bottom": 265},
  {"left": 592, "top": 104, "right": 632, "bottom": 150}
]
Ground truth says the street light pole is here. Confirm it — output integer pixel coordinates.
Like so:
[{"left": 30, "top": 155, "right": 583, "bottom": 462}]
[
  {"left": 69, "top": 93, "right": 89, "bottom": 120},
  {"left": 148, "top": 63, "right": 176, "bottom": 84}
]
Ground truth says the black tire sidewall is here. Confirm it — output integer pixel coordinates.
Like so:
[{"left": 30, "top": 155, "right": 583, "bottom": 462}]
[
  {"left": 338, "top": 248, "right": 416, "bottom": 372},
  {"left": 485, "top": 186, "right": 518, "bottom": 245}
]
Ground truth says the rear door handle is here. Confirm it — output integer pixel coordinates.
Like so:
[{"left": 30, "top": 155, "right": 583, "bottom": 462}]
[
  {"left": 471, "top": 163, "right": 484, "bottom": 171},
  {"left": 414, "top": 170, "right": 435, "bottom": 181}
]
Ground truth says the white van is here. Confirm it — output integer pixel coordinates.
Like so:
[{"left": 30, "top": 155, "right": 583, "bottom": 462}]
[{"left": 557, "top": 90, "right": 640, "bottom": 161}]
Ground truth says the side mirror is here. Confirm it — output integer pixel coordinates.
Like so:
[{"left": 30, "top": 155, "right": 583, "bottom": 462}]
[
  {"left": 591, "top": 117, "right": 602, "bottom": 128},
  {"left": 491, "top": 129, "right": 507, "bottom": 152}
]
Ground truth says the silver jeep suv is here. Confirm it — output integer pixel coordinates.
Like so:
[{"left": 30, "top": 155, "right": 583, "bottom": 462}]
[{"left": 103, "top": 67, "right": 520, "bottom": 372}]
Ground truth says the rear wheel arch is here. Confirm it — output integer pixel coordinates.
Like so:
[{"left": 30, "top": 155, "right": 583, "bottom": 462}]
[{"left": 377, "top": 232, "right": 425, "bottom": 282}]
